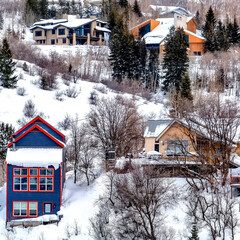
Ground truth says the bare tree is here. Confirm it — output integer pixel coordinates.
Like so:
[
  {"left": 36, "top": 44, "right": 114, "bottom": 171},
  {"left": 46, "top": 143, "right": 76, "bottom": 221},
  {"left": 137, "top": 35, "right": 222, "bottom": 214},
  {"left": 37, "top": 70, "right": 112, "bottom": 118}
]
[
  {"left": 173, "top": 94, "right": 240, "bottom": 189},
  {"left": 68, "top": 118, "right": 98, "bottom": 184},
  {"left": 186, "top": 180, "right": 238, "bottom": 240},
  {"left": 91, "top": 167, "right": 179, "bottom": 239},
  {"left": 86, "top": 95, "right": 144, "bottom": 158}
]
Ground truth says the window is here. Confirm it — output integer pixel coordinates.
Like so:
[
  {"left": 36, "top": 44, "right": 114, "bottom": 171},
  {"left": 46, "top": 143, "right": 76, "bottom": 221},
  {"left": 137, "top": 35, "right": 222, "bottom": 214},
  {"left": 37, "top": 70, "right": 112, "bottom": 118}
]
[
  {"left": 13, "top": 168, "right": 54, "bottom": 192},
  {"left": 39, "top": 169, "right": 53, "bottom": 191},
  {"left": 166, "top": 140, "right": 189, "bottom": 155},
  {"left": 13, "top": 202, "right": 38, "bottom": 217},
  {"left": 51, "top": 39, "right": 55, "bottom": 45},
  {"left": 198, "top": 51, "right": 201, "bottom": 56},
  {"left": 14, "top": 168, "right": 28, "bottom": 191},
  {"left": 13, "top": 202, "right": 27, "bottom": 216},
  {"left": 35, "top": 31, "right": 42, "bottom": 37},
  {"left": 44, "top": 203, "right": 52, "bottom": 214},
  {"left": 58, "top": 28, "right": 65, "bottom": 35},
  {"left": 52, "top": 30, "right": 55, "bottom": 34},
  {"left": 63, "top": 38, "right": 66, "bottom": 44},
  {"left": 29, "top": 202, "right": 38, "bottom": 216},
  {"left": 194, "top": 51, "right": 197, "bottom": 55}
]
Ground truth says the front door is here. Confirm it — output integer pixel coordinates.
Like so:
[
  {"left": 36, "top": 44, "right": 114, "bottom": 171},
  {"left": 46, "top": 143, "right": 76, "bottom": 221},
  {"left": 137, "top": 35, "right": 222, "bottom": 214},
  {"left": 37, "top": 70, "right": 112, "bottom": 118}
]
[{"left": 44, "top": 203, "right": 52, "bottom": 214}]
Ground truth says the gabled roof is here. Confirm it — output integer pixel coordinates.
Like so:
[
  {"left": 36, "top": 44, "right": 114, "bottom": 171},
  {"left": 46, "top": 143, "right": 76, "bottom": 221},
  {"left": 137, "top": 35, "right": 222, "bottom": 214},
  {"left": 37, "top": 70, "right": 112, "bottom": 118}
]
[
  {"left": 144, "top": 119, "right": 173, "bottom": 138},
  {"left": 12, "top": 116, "right": 65, "bottom": 142},
  {"left": 8, "top": 124, "right": 65, "bottom": 148}
]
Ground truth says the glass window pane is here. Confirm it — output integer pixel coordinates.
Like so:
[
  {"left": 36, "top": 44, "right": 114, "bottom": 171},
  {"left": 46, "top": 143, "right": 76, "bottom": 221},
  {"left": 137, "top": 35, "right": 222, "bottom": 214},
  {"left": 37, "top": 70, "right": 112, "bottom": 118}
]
[
  {"left": 47, "top": 169, "right": 53, "bottom": 175},
  {"left": 21, "top": 202, "right": 27, "bottom": 209},
  {"left": 14, "top": 184, "right": 20, "bottom": 190},
  {"left": 14, "top": 202, "right": 20, "bottom": 209},
  {"left": 21, "top": 177, "right": 28, "bottom": 183},
  {"left": 14, "top": 177, "right": 20, "bottom": 183},
  {"left": 30, "top": 169, "right": 38, "bottom": 175},
  {"left": 45, "top": 204, "right": 51, "bottom": 213},
  {"left": 47, "top": 185, "right": 53, "bottom": 190},
  {"left": 29, "top": 210, "right": 37, "bottom": 216},
  {"left": 40, "top": 178, "right": 46, "bottom": 183},
  {"left": 21, "top": 209, "right": 27, "bottom": 216},
  {"left": 47, "top": 178, "right": 53, "bottom": 183},
  {"left": 40, "top": 169, "right": 46, "bottom": 175},
  {"left": 21, "top": 169, "right": 28, "bottom": 175},
  {"left": 14, "top": 209, "right": 20, "bottom": 216},
  {"left": 21, "top": 185, "right": 27, "bottom": 191},
  {"left": 30, "top": 185, "right": 37, "bottom": 190},
  {"left": 30, "top": 177, "right": 37, "bottom": 183},
  {"left": 40, "top": 184, "right": 46, "bottom": 190},
  {"left": 14, "top": 169, "right": 20, "bottom": 175},
  {"left": 29, "top": 202, "right": 37, "bottom": 209}
]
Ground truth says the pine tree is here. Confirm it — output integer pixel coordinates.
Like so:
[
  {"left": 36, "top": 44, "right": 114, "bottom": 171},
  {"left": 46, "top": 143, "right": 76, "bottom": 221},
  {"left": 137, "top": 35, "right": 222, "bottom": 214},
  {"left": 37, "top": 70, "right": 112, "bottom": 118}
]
[
  {"left": 195, "top": 10, "right": 201, "bottom": 29},
  {"left": 227, "top": 22, "right": 234, "bottom": 45},
  {"left": 203, "top": 6, "right": 217, "bottom": 52},
  {"left": 0, "top": 122, "right": 14, "bottom": 159},
  {"left": 189, "top": 222, "right": 200, "bottom": 240},
  {"left": 0, "top": 38, "right": 17, "bottom": 88},
  {"left": 232, "top": 16, "right": 240, "bottom": 45},
  {"left": 215, "top": 21, "right": 229, "bottom": 51},
  {"left": 119, "top": 0, "right": 128, "bottom": 8},
  {"left": 0, "top": 11, "right": 4, "bottom": 30},
  {"left": 181, "top": 72, "right": 193, "bottom": 100},
  {"left": 24, "top": 0, "right": 40, "bottom": 26},
  {"left": 133, "top": 0, "right": 142, "bottom": 17},
  {"left": 38, "top": 0, "right": 48, "bottom": 19},
  {"left": 162, "top": 26, "right": 189, "bottom": 93}
]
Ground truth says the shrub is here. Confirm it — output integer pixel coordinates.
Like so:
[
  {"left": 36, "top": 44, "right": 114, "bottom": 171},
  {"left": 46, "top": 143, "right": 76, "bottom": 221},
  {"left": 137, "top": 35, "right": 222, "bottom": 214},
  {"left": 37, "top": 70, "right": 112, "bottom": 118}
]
[
  {"left": 55, "top": 91, "right": 64, "bottom": 101},
  {"left": 23, "top": 99, "right": 37, "bottom": 118},
  {"left": 17, "top": 87, "right": 27, "bottom": 96},
  {"left": 64, "top": 87, "right": 80, "bottom": 98}
]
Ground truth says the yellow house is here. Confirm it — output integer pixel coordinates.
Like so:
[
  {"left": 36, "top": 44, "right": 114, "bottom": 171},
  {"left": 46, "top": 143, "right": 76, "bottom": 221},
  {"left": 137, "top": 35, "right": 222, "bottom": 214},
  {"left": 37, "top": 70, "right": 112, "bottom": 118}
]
[{"left": 30, "top": 16, "right": 110, "bottom": 46}]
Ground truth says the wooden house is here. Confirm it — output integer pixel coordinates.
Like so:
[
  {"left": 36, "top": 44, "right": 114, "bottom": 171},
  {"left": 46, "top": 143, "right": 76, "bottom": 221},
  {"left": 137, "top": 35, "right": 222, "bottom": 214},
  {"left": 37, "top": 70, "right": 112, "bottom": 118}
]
[
  {"left": 5, "top": 116, "right": 66, "bottom": 224},
  {"left": 131, "top": 9, "right": 205, "bottom": 56},
  {"left": 30, "top": 15, "right": 110, "bottom": 46}
]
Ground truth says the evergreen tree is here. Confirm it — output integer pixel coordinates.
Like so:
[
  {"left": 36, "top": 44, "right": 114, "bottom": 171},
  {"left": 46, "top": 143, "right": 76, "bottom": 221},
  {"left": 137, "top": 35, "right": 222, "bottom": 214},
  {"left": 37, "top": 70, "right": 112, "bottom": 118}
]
[
  {"left": 189, "top": 222, "right": 200, "bottom": 240},
  {"left": 119, "top": 0, "right": 128, "bottom": 8},
  {"left": 38, "top": 0, "right": 48, "bottom": 19},
  {"left": 0, "top": 11, "right": 3, "bottom": 30},
  {"left": 0, "top": 38, "right": 17, "bottom": 88},
  {"left": 180, "top": 72, "right": 193, "bottom": 100},
  {"left": 215, "top": 21, "right": 229, "bottom": 51},
  {"left": 145, "top": 47, "right": 159, "bottom": 92},
  {"left": 203, "top": 6, "right": 217, "bottom": 52},
  {"left": 162, "top": 26, "right": 189, "bottom": 93},
  {"left": 227, "top": 21, "right": 234, "bottom": 45},
  {"left": 232, "top": 16, "right": 240, "bottom": 45},
  {"left": 195, "top": 10, "right": 201, "bottom": 29},
  {"left": 0, "top": 122, "right": 14, "bottom": 159},
  {"left": 133, "top": 0, "right": 142, "bottom": 17},
  {"left": 24, "top": 0, "right": 40, "bottom": 26}
]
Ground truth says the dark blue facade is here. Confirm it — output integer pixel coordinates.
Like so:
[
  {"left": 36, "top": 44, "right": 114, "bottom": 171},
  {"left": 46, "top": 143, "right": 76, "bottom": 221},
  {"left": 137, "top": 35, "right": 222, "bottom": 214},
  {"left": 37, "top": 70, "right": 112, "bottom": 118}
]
[{"left": 7, "top": 165, "right": 62, "bottom": 221}]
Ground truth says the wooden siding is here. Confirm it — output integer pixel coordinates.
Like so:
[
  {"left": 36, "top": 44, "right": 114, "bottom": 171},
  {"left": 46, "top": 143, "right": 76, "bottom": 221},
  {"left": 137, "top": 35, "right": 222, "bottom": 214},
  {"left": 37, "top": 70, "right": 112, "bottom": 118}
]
[
  {"left": 6, "top": 165, "right": 61, "bottom": 222},
  {"left": 187, "top": 18, "right": 197, "bottom": 34},
  {"left": 145, "top": 121, "right": 196, "bottom": 157},
  {"left": 15, "top": 131, "right": 61, "bottom": 148},
  {"left": 131, "top": 19, "right": 160, "bottom": 38}
]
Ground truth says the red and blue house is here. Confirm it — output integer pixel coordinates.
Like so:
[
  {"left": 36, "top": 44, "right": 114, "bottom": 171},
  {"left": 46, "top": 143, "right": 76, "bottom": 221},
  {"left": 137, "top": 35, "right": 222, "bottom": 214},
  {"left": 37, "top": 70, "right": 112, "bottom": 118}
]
[{"left": 5, "top": 116, "right": 66, "bottom": 224}]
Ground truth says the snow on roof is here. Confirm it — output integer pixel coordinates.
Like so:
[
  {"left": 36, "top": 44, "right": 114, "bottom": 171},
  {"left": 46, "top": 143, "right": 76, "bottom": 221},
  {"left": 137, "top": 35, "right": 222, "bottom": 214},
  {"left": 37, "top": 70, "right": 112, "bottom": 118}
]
[
  {"left": 61, "top": 18, "right": 95, "bottom": 28},
  {"left": 6, "top": 148, "right": 63, "bottom": 169},
  {"left": 143, "top": 23, "right": 173, "bottom": 44},
  {"left": 149, "top": 5, "right": 178, "bottom": 12},
  {"left": 97, "top": 19, "right": 107, "bottom": 24},
  {"left": 184, "top": 29, "right": 206, "bottom": 40},
  {"left": 144, "top": 119, "right": 173, "bottom": 138},
  {"left": 187, "top": 17, "right": 193, "bottom": 23},
  {"left": 95, "top": 26, "right": 111, "bottom": 33},
  {"left": 155, "top": 18, "right": 174, "bottom": 25},
  {"left": 33, "top": 19, "right": 67, "bottom": 26}
]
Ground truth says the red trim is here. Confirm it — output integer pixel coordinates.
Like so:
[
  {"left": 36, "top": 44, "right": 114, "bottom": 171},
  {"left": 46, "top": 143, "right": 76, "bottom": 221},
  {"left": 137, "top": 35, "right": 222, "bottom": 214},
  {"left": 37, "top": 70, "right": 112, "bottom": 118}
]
[
  {"left": 6, "top": 164, "right": 8, "bottom": 222},
  {"left": 12, "top": 201, "right": 38, "bottom": 218},
  {"left": 12, "top": 167, "right": 54, "bottom": 192},
  {"left": 43, "top": 202, "right": 53, "bottom": 214},
  {"left": 60, "top": 165, "right": 62, "bottom": 207},
  {"left": 12, "top": 116, "right": 65, "bottom": 142},
  {"left": 8, "top": 124, "right": 64, "bottom": 148}
]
